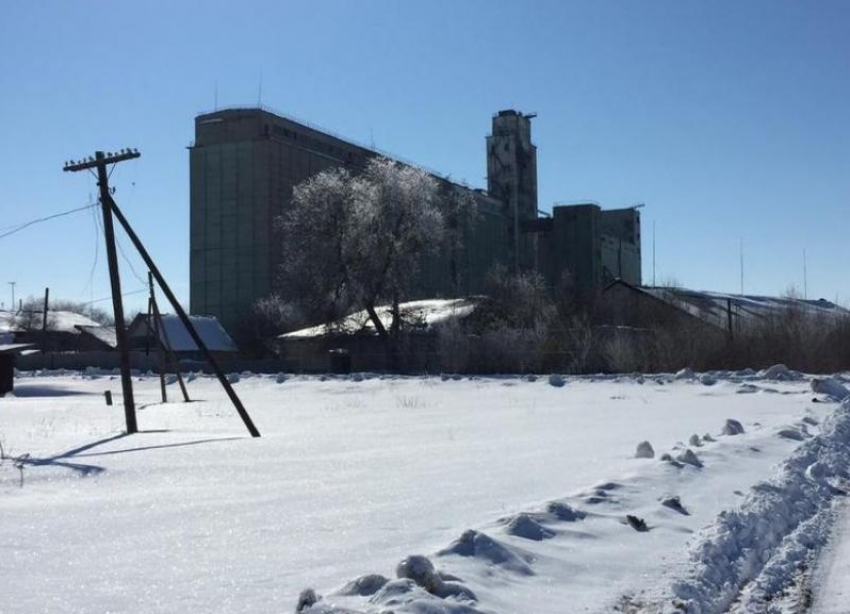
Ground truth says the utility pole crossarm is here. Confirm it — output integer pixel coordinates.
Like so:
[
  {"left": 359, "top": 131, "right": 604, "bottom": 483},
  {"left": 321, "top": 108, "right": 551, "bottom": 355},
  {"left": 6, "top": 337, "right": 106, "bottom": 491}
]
[{"left": 63, "top": 150, "right": 140, "bottom": 173}]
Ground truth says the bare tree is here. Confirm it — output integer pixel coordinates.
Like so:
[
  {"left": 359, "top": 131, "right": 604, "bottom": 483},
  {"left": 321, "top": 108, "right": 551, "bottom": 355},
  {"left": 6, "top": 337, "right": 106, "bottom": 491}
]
[{"left": 277, "top": 157, "right": 465, "bottom": 345}]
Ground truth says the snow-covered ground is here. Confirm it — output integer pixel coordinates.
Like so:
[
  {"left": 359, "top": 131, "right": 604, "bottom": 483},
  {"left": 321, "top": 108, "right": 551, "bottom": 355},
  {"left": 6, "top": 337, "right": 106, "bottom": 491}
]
[{"left": 0, "top": 369, "right": 847, "bottom": 614}]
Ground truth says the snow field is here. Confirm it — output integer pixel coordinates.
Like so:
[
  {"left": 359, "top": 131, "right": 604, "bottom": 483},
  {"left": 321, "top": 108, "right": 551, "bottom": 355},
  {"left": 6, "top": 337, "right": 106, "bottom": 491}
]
[{"left": 0, "top": 371, "right": 837, "bottom": 614}]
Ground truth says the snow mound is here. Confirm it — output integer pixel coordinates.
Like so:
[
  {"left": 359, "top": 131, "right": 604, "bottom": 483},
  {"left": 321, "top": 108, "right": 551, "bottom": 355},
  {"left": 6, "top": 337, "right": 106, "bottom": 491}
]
[
  {"left": 626, "top": 514, "right": 649, "bottom": 532},
  {"left": 337, "top": 574, "right": 389, "bottom": 596},
  {"left": 547, "top": 374, "right": 565, "bottom": 388},
  {"left": 663, "top": 399, "right": 850, "bottom": 614},
  {"left": 661, "top": 496, "right": 690, "bottom": 516},
  {"left": 297, "top": 588, "right": 319, "bottom": 612},
  {"left": 635, "top": 440, "right": 655, "bottom": 459},
  {"left": 504, "top": 513, "right": 554, "bottom": 541},
  {"left": 366, "top": 579, "right": 484, "bottom": 613},
  {"left": 545, "top": 501, "right": 585, "bottom": 521},
  {"left": 394, "top": 555, "right": 477, "bottom": 602},
  {"left": 660, "top": 453, "right": 684, "bottom": 468},
  {"left": 676, "top": 449, "right": 703, "bottom": 468},
  {"left": 759, "top": 364, "right": 802, "bottom": 381},
  {"left": 688, "top": 434, "right": 702, "bottom": 447},
  {"left": 675, "top": 368, "right": 696, "bottom": 381},
  {"left": 396, "top": 555, "right": 441, "bottom": 592},
  {"left": 722, "top": 419, "right": 745, "bottom": 436},
  {"left": 811, "top": 377, "right": 850, "bottom": 401},
  {"left": 699, "top": 374, "right": 717, "bottom": 386},
  {"left": 438, "top": 530, "right": 534, "bottom": 575},
  {"left": 776, "top": 427, "right": 805, "bottom": 441}
]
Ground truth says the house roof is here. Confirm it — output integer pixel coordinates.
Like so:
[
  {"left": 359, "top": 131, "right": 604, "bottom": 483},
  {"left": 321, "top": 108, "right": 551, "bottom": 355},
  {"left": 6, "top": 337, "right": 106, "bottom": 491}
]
[
  {"left": 128, "top": 314, "right": 238, "bottom": 352},
  {"left": 0, "top": 310, "right": 102, "bottom": 334},
  {"left": 75, "top": 325, "right": 117, "bottom": 349},
  {"left": 0, "top": 343, "right": 38, "bottom": 355},
  {"left": 281, "top": 298, "right": 479, "bottom": 339}
]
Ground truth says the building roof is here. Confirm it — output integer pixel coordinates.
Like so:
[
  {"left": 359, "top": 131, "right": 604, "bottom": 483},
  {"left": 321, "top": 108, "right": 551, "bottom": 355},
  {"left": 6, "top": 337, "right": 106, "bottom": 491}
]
[
  {"left": 607, "top": 280, "right": 849, "bottom": 329},
  {"left": 281, "top": 298, "right": 479, "bottom": 339},
  {"left": 0, "top": 343, "right": 38, "bottom": 355},
  {"left": 0, "top": 310, "right": 102, "bottom": 334},
  {"left": 75, "top": 325, "right": 117, "bottom": 349},
  {"left": 128, "top": 314, "right": 238, "bottom": 352}
]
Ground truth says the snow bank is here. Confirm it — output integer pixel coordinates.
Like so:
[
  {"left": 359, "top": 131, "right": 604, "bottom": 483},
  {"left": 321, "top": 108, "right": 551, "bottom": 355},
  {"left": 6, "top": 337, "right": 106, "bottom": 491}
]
[
  {"left": 663, "top": 399, "right": 850, "bottom": 613},
  {"left": 547, "top": 374, "right": 565, "bottom": 387},
  {"left": 438, "top": 530, "right": 534, "bottom": 576},
  {"left": 503, "top": 513, "right": 555, "bottom": 541},
  {"left": 759, "top": 364, "right": 803, "bottom": 382},
  {"left": 811, "top": 377, "right": 850, "bottom": 401}
]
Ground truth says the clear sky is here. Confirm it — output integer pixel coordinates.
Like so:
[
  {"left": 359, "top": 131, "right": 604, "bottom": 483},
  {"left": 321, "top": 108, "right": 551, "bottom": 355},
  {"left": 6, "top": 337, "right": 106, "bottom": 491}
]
[{"left": 0, "top": 0, "right": 848, "bottom": 315}]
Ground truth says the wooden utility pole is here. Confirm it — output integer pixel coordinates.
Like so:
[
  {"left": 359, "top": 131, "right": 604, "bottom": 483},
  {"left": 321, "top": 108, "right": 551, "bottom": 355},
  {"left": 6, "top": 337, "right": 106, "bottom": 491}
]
[
  {"left": 41, "top": 287, "right": 49, "bottom": 353},
  {"left": 147, "top": 283, "right": 168, "bottom": 404},
  {"left": 64, "top": 150, "right": 140, "bottom": 434},
  {"left": 41, "top": 288, "right": 49, "bottom": 333},
  {"left": 148, "top": 271, "right": 189, "bottom": 404}
]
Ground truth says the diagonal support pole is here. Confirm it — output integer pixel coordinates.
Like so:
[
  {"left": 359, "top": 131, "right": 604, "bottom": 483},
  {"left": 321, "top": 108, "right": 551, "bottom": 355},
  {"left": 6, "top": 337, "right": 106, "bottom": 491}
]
[{"left": 107, "top": 195, "right": 260, "bottom": 437}]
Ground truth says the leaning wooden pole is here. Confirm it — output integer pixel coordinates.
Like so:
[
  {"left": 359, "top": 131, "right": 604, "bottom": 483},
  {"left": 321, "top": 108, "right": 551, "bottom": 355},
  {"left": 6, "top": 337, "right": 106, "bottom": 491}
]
[
  {"left": 149, "top": 273, "right": 190, "bottom": 403},
  {"left": 148, "top": 293, "right": 168, "bottom": 403},
  {"left": 107, "top": 196, "right": 260, "bottom": 437}
]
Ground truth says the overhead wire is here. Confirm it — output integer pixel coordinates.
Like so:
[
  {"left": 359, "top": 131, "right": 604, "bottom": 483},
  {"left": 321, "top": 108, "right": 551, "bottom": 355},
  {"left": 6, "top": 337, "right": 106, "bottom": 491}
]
[
  {"left": 0, "top": 203, "right": 97, "bottom": 241},
  {"left": 117, "top": 235, "right": 149, "bottom": 286},
  {"left": 80, "top": 197, "right": 101, "bottom": 300},
  {"left": 2, "top": 172, "right": 153, "bottom": 313},
  {"left": 80, "top": 287, "right": 149, "bottom": 306}
]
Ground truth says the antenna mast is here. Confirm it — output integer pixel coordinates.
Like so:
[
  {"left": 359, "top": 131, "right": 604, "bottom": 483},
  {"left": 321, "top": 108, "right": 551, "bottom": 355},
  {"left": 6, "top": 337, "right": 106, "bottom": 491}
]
[
  {"left": 803, "top": 248, "right": 808, "bottom": 300},
  {"left": 739, "top": 238, "right": 744, "bottom": 295},
  {"left": 652, "top": 221, "right": 656, "bottom": 286}
]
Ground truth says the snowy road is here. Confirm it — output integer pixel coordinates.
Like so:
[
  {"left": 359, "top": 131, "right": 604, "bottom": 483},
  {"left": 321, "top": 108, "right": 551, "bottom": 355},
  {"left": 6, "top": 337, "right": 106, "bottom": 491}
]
[{"left": 0, "top": 370, "right": 835, "bottom": 613}]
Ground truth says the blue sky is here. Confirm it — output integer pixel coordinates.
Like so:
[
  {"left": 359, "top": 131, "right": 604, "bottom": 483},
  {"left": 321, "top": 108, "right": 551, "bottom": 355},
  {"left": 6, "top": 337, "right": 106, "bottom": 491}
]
[{"left": 0, "top": 0, "right": 848, "bottom": 314}]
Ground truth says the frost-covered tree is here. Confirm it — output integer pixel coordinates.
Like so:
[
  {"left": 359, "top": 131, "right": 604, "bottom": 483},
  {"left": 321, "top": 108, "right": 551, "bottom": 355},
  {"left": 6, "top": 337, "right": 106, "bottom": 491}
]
[{"left": 277, "top": 157, "right": 471, "bottom": 345}]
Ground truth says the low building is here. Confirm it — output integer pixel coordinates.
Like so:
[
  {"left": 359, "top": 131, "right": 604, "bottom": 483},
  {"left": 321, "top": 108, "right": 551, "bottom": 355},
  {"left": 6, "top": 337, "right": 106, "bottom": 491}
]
[
  {"left": 603, "top": 280, "right": 848, "bottom": 332},
  {"left": 127, "top": 313, "right": 238, "bottom": 360},
  {"left": 277, "top": 298, "right": 479, "bottom": 372},
  {"left": 0, "top": 309, "right": 114, "bottom": 351}
]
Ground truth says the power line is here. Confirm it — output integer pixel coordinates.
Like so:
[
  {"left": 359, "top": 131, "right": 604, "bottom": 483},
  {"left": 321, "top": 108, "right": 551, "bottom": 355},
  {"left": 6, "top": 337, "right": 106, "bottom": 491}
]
[
  {"left": 82, "top": 201, "right": 101, "bottom": 297},
  {"left": 116, "top": 235, "right": 148, "bottom": 285},
  {"left": 0, "top": 203, "right": 97, "bottom": 242},
  {"left": 80, "top": 287, "right": 149, "bottom": 306}
]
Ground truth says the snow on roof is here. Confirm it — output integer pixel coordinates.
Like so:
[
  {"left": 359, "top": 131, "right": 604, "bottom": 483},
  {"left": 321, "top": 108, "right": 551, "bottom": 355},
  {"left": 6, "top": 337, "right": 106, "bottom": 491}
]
[
  {"left": 281, "top": 298, "right": 478, "bottom": 339},
  {"left": 152, "top": 315, "right": 238, "bottom": 352},
  {"left": 639, "top": 286, "right": 848, "bottom": 328},
  {"left": 75, "top": 325, "right": 117, "bottom": 348},
  {"left": 0, "top": 343, "right": 38, "bottom": 355},
  {"left": 0, "top": 310, "right": 102, "bottom": 334}
]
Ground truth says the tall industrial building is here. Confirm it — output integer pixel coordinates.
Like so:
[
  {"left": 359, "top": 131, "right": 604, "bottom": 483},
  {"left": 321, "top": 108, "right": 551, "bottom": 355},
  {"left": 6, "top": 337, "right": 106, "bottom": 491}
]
[{"left": 190, "top": 108, "right": 641, "bottom": 334}]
